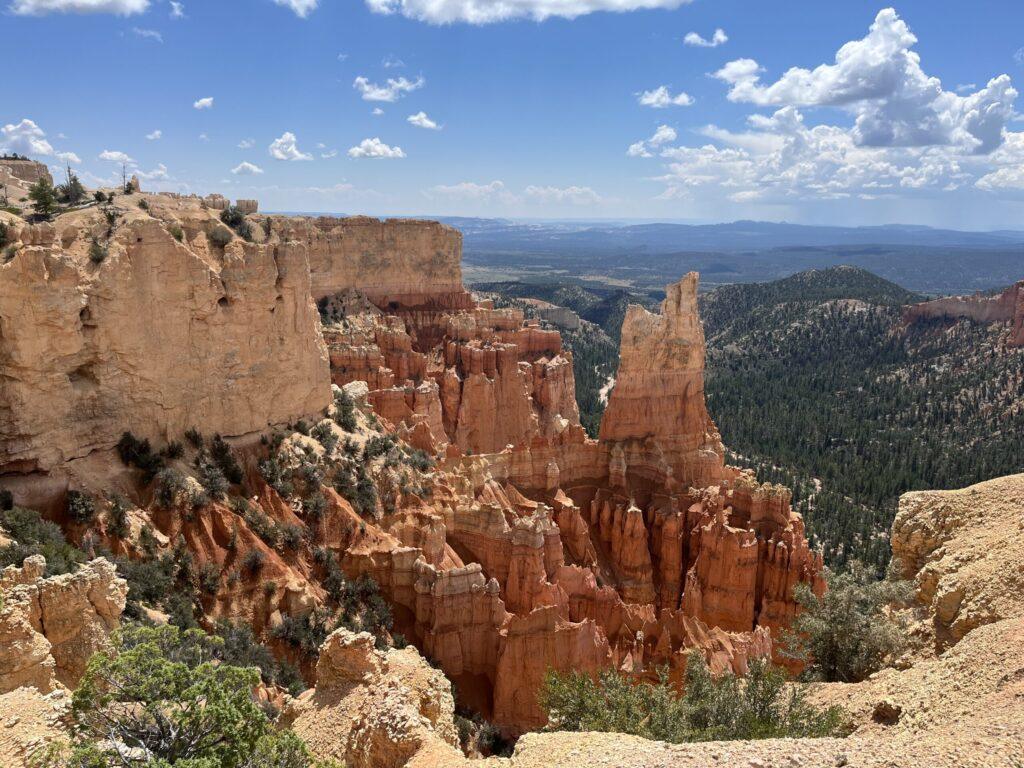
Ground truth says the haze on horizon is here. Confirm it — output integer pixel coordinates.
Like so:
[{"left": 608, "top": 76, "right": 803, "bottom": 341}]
[{"left": 4, "top": 0, "right": 1024, "bottom": 229}]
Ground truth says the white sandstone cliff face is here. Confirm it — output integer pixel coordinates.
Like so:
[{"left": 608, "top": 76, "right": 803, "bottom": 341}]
[
  {"left": 0, "top": 556, "right": 127, "bottom": 694},
  {"left": 0, "top": 206, "right": 331, "bottom": 475}
]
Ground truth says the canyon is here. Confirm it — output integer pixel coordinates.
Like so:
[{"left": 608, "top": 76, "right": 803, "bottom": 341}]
[{"left": 0, "top": 187, "right": 824, "bottom": 737}]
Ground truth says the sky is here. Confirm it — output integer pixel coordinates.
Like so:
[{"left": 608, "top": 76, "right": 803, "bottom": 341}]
[{"left": 3, "top": 0, "right": 1024, "bottom": 227}]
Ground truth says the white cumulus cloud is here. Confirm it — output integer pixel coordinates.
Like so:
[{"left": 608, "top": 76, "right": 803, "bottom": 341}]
[
  {"left": 638, "top": 85, "right": 694, "bottom": 108},
  {"left": 353, "top": 75, "right": 424, "bottom": 102},
  {"left": 10, "top": 0, "right": 147, "bottom": 14},
  {"left": 238, "top": 138, "right": 255, "bottom": 149},
  {"left": 193, "top": 96, "right": 214, "bottom": 110},
  {"left": 365, "top": 0, "right": 692, "bottom": 24},
  {"left": 1, "top": 119, "right": 55, "bottom": 156},
  {"left": 146, "top": 129, "right": 162, "bottom": 140},
  {"left": 407, "top": 111, "right": 441, "bottom": 130},
  {"left": 169, "top": 1, "right": 184, "bottom": 17},
  {"left": 348, "top": 137, "right": 405, "bottom": 158},
  {"left": 627, "top": 124, "right": 677, "bottom": 157},
  {"left": 231, "top": 161, "right": 264, "bottom": 176},
  {"left": 711, "top": 8, "right": 1016, "bottom": 154},
  {"left": 273, "top": 0, "right": 317, "bottom": 16},
  {"left": 136, "top": 163, "right": 169, "bottom": 181},
  {"left": 98, "top": 149, "right": 135, "bottom": 164},
  {"left": 684, "top": 28, "right": 727, "bottom": 48},
  {"left": 268, "top": 132, "right": 313, "bottom": 161}
]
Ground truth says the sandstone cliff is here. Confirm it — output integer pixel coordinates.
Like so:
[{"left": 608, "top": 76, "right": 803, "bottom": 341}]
[
  {"left": 0, "top": 556, "right": 126, "bottom": 694},
  {"left": 0, "top": 196, "right": 330, "bottom": 476},
  {"left": 903, "top": 280, "right": 1024, "bottom": 346}
]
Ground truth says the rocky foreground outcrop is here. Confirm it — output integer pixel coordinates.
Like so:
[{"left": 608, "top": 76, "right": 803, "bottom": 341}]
[
  {"left": 0, "top": 556, "right": 126, "bottom": 694},
  {"left": 903, "top": 280, "right": 1024, "bottom": 347},
  {"left": 284, "top": 629, "right": 465, "bottom": 768}
]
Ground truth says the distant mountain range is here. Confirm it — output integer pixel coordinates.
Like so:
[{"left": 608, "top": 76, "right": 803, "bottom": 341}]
[
  {"left": 452, "top": 218, "right": 1024, "bottom": 296},
  {"left": 441, "top": 217, "right": 1024, "bottom": 251}
]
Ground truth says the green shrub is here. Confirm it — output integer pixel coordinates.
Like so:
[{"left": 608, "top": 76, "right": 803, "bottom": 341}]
[
  {"left": 116, "top": 431, "right": 165, "bottom": 481},
  {"left": 363, "top": 435, "right": 396, "bottom": 460},
  {"left": 137, "top": 198, "right": 149, "bottom": 210},
  {"left": 215, "top": 621, "right": 306, "bottom": 696},
  {"left": 540, "top": 655, "right": 846, "bottom": 744},
  {"left": 258, "top": 455, "right": 294, "bottom": 498},
  {"left": 87, "top": 238, "right": 107, "bottom": 264},
  {"left": 67, "top": 624, "right": 322, "bottom": 767},
  {"left": 304, "top": 491, "right": 326, "bottom": 522},
  {"left": 27, "top": 177, "right": 57, "bottom": 220},
  {"left": 210, "top": 434, "right": 244, "bottom": 484},
  {"left": 154, "top": 467, "right": 189, "bottom": 508},
  {"left": 200, "top": 562, "right": 221, "bottom": 594},
  {"left": 185, "top": 427, "right": 204, "bottom": 448},
  {"left": 105, "top": 495, "right": 130, "bottom": 539},
  {"left": 781, "top": 561, "right": 913, "bottom": 682},
  {"left": 281, "top": 523, "right": 305, "bottom": 550},
  {"left": 311, "top": 422, "right": 338, "bottom": 454},
  {"left": 196, "top": 451, "right": 230, "bottom": 500},
  {"left": 220, "top": 206, "right": 253, "bottom": 241},
  {"left": 66, "top": 491, "right": 97, "bottom": 524},
  {"left": 242, "top": 549, "right": 265, "bottom": 575},
  {"left": 271, "top": 608, "right": 331, "bottom": 658},
  {"left": 169, "top": 224, "right": 184, "bottom": 242},
  {"left": 0, "top": 506, "right": 86, "bottom": 576},
  {"left": 0, "top": 221, "right": 8, "bottom": 249},
  {"left": 56, "top": 173, "right": 86, "bottom": 205},
  {"left": 333, "top": 389, "right": 358, "bottom": 431}
]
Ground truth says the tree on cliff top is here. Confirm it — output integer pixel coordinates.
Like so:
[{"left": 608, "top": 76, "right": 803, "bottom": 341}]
[
  {"left": 781, "top": 560, "right": 913, "bottom": 682},
  {"left": 28, "top": 177, "right": 57, "bottom": 220}
]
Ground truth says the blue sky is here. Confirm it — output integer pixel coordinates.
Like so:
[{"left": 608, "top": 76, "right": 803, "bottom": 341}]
[{"left": 4, "top": 0, "right": 1024, "bottom": 227}]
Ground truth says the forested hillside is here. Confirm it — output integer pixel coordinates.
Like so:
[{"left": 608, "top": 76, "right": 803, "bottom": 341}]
[
  {"left": 485, "top": 267, "right": 1024, "bottom": 573},
  {"left": 702, "top": 267, "right": 1024, "bottom": 572}
]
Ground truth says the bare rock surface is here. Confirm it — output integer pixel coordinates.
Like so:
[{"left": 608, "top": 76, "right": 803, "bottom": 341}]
[{"left": 0, "top": 556, "right": 126, "bottom": 694}]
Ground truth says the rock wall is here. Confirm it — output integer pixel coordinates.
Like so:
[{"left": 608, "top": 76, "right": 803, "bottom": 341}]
[
  {"left": 0, "top": 556, "right": 127, "bottom": 694},
  {"left": 903, "top": 280, "right": 1024, "bottom": 347},
  {"left": 272, "top": 216, "right": 472, "bottom": 311},
  {"left": 0, "top": 159, "right": 52, "bottom": 186},
  {"left": 0, "top": 204, "right": 330, "bottom": 475}
]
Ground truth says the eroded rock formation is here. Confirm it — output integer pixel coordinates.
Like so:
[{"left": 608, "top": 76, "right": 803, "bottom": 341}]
[
  {"left": 0, "top": 556, "right": 127, "bottom": 694},
  {"left": 0, "top": 192, "right": 823, "bottom": 735},
  {"left": 284, "top": 628, "right": 465, "bottom": 768}
]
